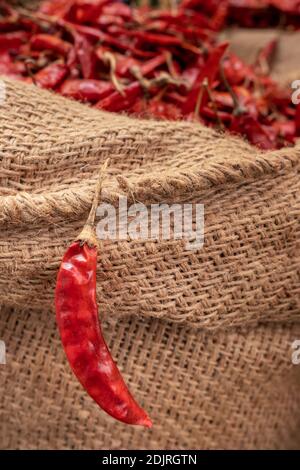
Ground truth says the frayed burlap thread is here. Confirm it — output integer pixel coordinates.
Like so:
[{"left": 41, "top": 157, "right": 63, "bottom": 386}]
[{"left": 0, "top": 76, "right": 299, "bottom": 449}]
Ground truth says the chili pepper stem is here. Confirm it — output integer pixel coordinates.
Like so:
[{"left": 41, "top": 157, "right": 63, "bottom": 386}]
[
  {"left": 194, "top": 77, "right": 207, "bottom": 118},
  {"left": 131, "top": 67, "right": 185, "bottom": 92},
  {"left": 103, "top": 51, "right": 125, "bottom": 96},
  {"left": 77, "top": 159, "right": 109, "bottom": 247},
  {"left": 220, "top": 62, "right": 245, "bottom": 116},
  {"left": 18, "top": 8, "right": 75, "bottom": 36},
  {"left": 204, "top": 82, "right": 224, "bottom": 130},
  {"left": 24, "top": 58, "right": 38, "bottom": 86}
]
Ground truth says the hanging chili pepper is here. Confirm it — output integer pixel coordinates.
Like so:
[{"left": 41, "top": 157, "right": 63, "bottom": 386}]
[{"left": 55, "top": 161, "right": 152, "bottom": 427}]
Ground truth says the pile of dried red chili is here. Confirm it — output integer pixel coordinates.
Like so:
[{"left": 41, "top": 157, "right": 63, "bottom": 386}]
[{"left": 0, "top": 0, "right": 300, "bottom": 149}]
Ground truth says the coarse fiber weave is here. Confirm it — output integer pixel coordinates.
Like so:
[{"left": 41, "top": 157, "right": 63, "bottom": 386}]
[{"left": 0, "top": 75, "right": 299, "bottom": 449}]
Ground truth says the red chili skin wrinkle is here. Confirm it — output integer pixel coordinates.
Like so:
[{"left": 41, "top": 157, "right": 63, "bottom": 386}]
[{"left": 55, "top": 241, "right": 152, "bottom": 427}]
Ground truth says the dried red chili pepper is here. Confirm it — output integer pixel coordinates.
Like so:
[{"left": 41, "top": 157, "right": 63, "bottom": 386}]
[
  {"left": 102, "top": 2, "right": 132, "bottom": 20},
  {"left": 39, "top": 0, "right": 74, "bottom": 18},
  {"left": 30, "top": 33, "right": 72, "bottom": 57},
  {"left": 222, "top": 53, "right": 255, "bottom": 86},
  {"left": 111, "top": 54, "right": 139, "bottom": 78},
  {"left": 210, "top": 1, "right": 229, "bottom": 31},
  {"left": 96, "top": 81, "right": 142, "bottom": 112},
  {"left": 0, "top": 0, "right": 297, "bottom": 149},
  {"left": 202, "top": 105, "right": 232, "bottom": 123},
  {"left": 108, "top": 53, "right": 166, "bottom": 81},
  {"left": 139, "top": 54, "right": 167, "bottom": 77},
  {"left": 182, "top": 42, "right": 228, "bottom": 114},
  {"left": 0, "top": 7, "right": 19, "bottom": 33},
  {"left": 230, "top": 113, "right": 277, "bottom": 150},
  {"left": 33, "top": 62, "right": 69, "bottom": 88},
  {"left": 0, "top": 51, "right": 24, "bottom": 77},
  {"left": 60, "top": 78, "right": 113, "bottom": 102},
  {"left": 55, "top": 161, "right": 152, "bottom": 427},
  {"left": 147, "top": 99, "right": 183, "bottom": 120},
  {"left": 70, "top": 0, "right": 111, "bottom": 24},
  {"left": 128, "top": 30, "right": 183, "bottom": 47},
  {"left": 65, "top": 22, "right": 107, "bottom": 42},
  {"left": 0, "top": 31, "right": 28, "bottom": 52},
  {"left": 272, "top": 120, "right": 295, "bottom": 144},
  {"left": 73, "top": 32, "right": 96, "bottom": 79},
  {"left": 254, "top": 38, "right": 278, "bottom": 75},
  {"left": 228, "top": 0, "right": 300, "bottom": 28}
]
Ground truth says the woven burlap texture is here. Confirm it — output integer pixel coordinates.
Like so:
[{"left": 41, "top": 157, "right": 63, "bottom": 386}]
[
  {"left": 0, "top": 76, "right": 299, "bottom": 449},
  {"left": 1, "top": 305, "right": 300, "bottom": 450}
]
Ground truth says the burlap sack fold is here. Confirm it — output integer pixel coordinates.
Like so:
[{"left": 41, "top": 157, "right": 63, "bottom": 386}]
[{"left": 0, "top": 75, "right": 299, "bottom": 449}]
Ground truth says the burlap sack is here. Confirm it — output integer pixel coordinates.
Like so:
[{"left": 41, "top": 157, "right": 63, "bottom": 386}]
[{"left": 0, "top": 52, "right": 299, "bottom": 449}]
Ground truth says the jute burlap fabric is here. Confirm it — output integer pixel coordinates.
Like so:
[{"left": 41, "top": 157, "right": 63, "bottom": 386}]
[{"left": 0, "top": 75, "right": 299, "bottom": 449}]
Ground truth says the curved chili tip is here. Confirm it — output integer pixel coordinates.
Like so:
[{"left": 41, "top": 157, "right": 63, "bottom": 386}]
[{"left": 55, "top": 161, "right": 152, "bottom": 427}]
